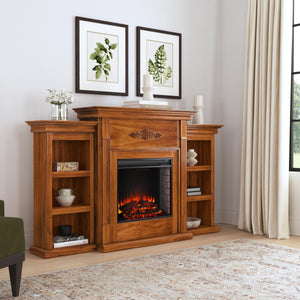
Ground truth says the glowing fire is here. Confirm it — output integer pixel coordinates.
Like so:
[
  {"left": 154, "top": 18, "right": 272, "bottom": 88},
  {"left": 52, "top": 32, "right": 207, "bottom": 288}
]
[{"left": 118, "top": 193, "right": 164, "bottom": 221}]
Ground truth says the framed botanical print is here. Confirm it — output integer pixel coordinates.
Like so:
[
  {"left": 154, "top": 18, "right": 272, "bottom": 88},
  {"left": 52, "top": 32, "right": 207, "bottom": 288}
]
[
  {"left": 75, "top": 17, "right": 128, "bottom": 95},
  {"left": 136, "top": 26, "right": 182, "bottom": 99}
]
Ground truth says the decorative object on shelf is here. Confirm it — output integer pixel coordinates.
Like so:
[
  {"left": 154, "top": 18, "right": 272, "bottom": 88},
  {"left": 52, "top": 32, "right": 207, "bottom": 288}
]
[
  {"left": 53, "top": 162, "right": 79, "bottom": 172},
  {"left": 192, "top": 95, "right": 204, "bottom": 124},
  {"left": 56, "top": 189, "right": 75, "bottom": 207},
  {"left": 58, "top": 225, "right": 72, "bottom": 236},
  {"left": 186, "top": 217, "right": 201, "bottom": 229},
  {"left": 142, "top": 74, "right": 154, "bottom": 101},
  {"left": 187, "top": 149, "right": 198, "bottom": 166},
  {"left": 45, "top": 88, "right": 74, "bottom": 120},
  {"left": 53, "top": 234, "right": 84, "bottom": 243},
  {"left": 137, "top": 26, "right": 182, "bottom": 99},
  {"left": 75, "top": 16, "right": 128, "bottom": 96}
]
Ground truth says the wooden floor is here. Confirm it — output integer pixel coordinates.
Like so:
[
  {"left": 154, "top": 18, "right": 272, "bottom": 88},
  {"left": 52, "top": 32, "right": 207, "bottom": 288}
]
[{"left": 1, "top": 224, "right": 300, "bottom": 281}]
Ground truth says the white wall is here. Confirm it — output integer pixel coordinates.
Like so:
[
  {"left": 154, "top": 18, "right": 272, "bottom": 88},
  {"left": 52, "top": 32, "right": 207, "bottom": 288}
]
[
  {"left": 0, "top": 0, "right": 222, "bottom": 248},
  {"left": 216, "top": 0, "right": 248, "bottom": 224},
  {"left": 289, "top": 173, "right": 300, "bottom": 235}
]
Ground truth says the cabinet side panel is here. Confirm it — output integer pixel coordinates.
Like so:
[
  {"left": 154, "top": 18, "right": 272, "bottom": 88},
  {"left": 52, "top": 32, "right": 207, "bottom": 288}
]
[
  {"left": 179, "top": 121, "right": 187, "bottom": 232},
  {"left": 45, "top": 133, "right": 53, "bottom": 250},
  {"left": 95, "top": 120, "right": 102, "bottom": 245},
  {"left": 33, "top": 133, "right": 48, "bottom": 248},
  {"left": 89, "top": 133, "right": 95, "bottom": 243},
  {"left": 96, "top": 119, "right": 112, "bottom": 245},
  {"left": 210, "top": 137, "right": 215, "bottom": 226}
]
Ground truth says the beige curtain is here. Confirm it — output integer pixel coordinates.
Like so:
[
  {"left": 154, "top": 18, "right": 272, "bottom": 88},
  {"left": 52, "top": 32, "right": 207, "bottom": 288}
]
[{"left": 239, "top": 0, "right": 291, "bottom": 239}]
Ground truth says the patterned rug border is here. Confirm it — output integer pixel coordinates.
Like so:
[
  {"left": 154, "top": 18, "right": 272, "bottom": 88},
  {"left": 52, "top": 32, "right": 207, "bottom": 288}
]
[{"left": 2, "top": 238, "right": 298, "bottom": 281}]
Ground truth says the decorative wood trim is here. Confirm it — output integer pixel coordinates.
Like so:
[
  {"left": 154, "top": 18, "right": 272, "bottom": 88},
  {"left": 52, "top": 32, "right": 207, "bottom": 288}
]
[
  {"left": 26, "top": 121, "right": 97, "bottom": 133},
  {"left": 129, "top": 128, "right": 162, "bottom": 140},
  {"left": 74, "top": 106, "right": 195, "bottom": 121},
  {"left": 187, "top": 124, "right": 223, "bottom": 135},
  {"left": 97, "top": 233, "right": 193, "bottom": 252},
  {"left": 29, "top": 244, "right": 96, "bottom": 259}
]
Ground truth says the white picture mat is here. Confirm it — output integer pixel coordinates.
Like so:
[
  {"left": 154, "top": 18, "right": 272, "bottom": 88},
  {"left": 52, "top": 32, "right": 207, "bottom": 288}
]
[
  {"left": 139, "top": 30, "right": 180, "bottom": 96},
  {"left": 79, "top": 20, "right": 126, "bottom": 93}
]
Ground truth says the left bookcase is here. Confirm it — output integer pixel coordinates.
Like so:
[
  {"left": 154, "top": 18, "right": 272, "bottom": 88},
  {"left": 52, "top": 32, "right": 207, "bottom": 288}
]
[{"left": 26, "top": 121, "right": 97, "bottom": 258}]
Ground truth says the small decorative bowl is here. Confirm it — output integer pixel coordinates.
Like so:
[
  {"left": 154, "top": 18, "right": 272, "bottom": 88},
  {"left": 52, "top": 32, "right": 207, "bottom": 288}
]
[
  {"left": 187, "top": 217, "right": 201, "bottom": 229},
  {"left": 56, "top": 194, "right": 75, "bottom": 207}
]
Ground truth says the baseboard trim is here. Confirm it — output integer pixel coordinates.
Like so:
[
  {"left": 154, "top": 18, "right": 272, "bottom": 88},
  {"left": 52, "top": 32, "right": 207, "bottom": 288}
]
[{"left": 289, "top": 216, "right": 300, "bottom": 236}]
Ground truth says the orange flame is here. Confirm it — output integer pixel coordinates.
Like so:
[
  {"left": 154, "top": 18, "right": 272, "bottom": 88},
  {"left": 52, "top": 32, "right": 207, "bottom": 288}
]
[{"left": 118, "top": 193, "right": 163, "bottom": 220}]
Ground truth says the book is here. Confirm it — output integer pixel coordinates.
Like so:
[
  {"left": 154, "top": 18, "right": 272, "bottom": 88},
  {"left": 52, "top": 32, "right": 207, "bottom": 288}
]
[
  {"left": 187, "top": 187, "right": 201, "bottom": 192},
  {"left": 53, "top": 238, "right": 88, "bottom": 248},
  {"left": 53, "top": 234, "right": 85, "bottom": 243},
  {"left": 123, "top": 100, "right": 169, "bottom": 106},
  {"left": 52, "top": 162, "right": 79, "bottom": 172},
  {"left": 187, "top": 191, "right": 202, "bottom": 196},
  {"left": 123, "top": 104, "right": 173, "bottom": 110}
]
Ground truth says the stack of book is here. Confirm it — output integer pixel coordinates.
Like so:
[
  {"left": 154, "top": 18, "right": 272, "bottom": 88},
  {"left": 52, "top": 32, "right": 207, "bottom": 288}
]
[
  {"left": 187, "top": 187, "right": 202, "bottom": 196},
  {"left": 53, "top": 234, "right": 88, "bottom": 248},
  {"left": 123, "top": 100, "right": 172, "bottom": 109}
]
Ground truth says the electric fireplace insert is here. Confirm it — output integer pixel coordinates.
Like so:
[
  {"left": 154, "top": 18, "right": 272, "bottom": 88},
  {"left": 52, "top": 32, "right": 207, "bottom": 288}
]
[{"left": 117, "top": 158, "right": 172, "bottom": 223}]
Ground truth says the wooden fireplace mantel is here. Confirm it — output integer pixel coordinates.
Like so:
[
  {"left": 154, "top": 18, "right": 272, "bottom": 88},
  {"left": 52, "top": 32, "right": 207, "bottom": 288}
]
[
  {"left": 74, "top": 106, "right": 196, "bottom": 252},
  {"left": 73, "top": 106, "right": 195, "bottom": 121},
  {"left": 73, "top": 106, "right": 221, "bottom": 253},
  {"left": 27, "top": 106, "right": 222, "bottom": 257}
]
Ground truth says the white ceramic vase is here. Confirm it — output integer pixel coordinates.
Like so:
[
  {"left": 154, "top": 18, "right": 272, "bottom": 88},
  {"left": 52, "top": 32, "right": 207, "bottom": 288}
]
[
  {"left": 187, "top": 149, "right": 198, "bottom": 166},
  {"left": 56, "top": 188, "right": 75, "bottom": 207},
  {"left": 192, "top": 105, "right": 204, "bottom": 124}
]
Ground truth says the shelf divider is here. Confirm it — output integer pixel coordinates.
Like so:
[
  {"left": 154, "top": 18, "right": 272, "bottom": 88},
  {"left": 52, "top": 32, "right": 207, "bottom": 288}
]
[
  {"left": 52, "top": 170, "right": 90, "bottom": 178},
  {"left": 52, "top": 204, "right": 92, "bottom": 215},
  {"left": 187, "top": 195, "right": 212, "bottom": 202},
  {"left": 187, "top": 165, "right": 212, "bottom": 172}
]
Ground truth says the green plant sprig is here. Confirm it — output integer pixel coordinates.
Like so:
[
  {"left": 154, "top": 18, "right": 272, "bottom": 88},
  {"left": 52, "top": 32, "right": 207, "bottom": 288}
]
[
  {"left": 90, "top": 38, "right": 117, "bottom": 81},
  {"left": 148, "top": 45, "right": 172, "bottom": 86}
]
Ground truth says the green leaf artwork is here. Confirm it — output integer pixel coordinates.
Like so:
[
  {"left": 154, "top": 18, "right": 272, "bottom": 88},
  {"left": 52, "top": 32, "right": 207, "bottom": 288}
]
[
  {"left": 90, "top": 38, "right": 118, "bottom": 81},
  {"left": 148, "top": 45, "right": 172, "bottom": 86}
]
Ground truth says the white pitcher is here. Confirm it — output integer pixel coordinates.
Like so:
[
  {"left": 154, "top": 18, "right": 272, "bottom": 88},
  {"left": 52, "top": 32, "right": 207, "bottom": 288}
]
[{"left": 56, "top": 189, "right": 75, "bottom": 207}]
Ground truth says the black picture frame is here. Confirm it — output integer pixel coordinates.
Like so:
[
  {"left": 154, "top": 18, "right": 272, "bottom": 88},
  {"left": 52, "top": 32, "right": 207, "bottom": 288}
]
[
  {"left": 75, "top": 16, "right": 128, "bottom": 96},
  {"left": 136, "top": 26, "right": 182, "bottom": 99}
]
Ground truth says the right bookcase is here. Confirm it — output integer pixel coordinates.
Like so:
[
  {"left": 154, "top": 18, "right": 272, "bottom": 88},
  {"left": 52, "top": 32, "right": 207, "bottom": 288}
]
[{"left": 186, "top": 124, "right": 223, "bottom": 235}]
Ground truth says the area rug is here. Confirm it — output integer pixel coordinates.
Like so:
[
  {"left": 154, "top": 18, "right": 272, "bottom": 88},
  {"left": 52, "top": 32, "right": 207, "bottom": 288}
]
[{"left": 0, "top": 239, "right": 300, "bottom": 299}]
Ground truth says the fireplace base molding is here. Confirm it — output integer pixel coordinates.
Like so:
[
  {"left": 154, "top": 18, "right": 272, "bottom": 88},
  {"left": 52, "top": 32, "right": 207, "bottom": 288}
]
[{"left": 98, "top": 232, "right": 193, "bottom": 253}]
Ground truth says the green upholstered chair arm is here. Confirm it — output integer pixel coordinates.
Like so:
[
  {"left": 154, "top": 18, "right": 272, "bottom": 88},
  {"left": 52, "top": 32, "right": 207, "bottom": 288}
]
[
  {"left": 0, "top": 217, "right": 25, "bottom": 259},
  {"left": 0, "top": 200, "right": 4, "bottom": 217}
]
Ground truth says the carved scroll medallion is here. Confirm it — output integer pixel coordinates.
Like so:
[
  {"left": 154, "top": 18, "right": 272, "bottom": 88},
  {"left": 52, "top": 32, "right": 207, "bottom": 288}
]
[{"left": 129, "top": 128, "right": 162, "bottom": 140}]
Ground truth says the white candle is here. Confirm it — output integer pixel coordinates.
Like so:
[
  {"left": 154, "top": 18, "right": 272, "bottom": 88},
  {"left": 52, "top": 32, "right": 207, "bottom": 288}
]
[
  {"left": 143, "top": 74, "right": 153, "bottom": 88},
  {"left": 194, "top": 95, "right": 203, "bottom": 106}
]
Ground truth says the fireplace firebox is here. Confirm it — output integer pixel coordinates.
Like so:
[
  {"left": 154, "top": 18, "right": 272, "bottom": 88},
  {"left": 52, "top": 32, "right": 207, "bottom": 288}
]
[{"left": 117, "top": 158, "right": 172, "bottom": 223}]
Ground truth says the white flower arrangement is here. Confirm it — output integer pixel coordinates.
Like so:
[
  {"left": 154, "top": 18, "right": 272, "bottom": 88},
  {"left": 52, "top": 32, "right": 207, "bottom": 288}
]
[{"left": 45, "top": 89, "right": 74, "bottom": 105}]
